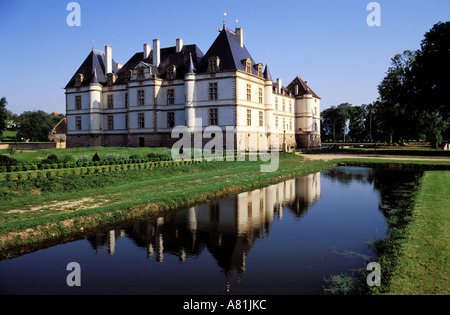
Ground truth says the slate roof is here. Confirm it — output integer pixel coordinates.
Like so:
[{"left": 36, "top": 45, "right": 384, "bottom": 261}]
[
  {"left": 286, "top": 76, "right": 321, "bottom": 99},
  {"left": 196, "top": 28, "right": 260, "bottom": 74},
  {"left": 65, "top": 49, "right": 119, "bottom": 88}
]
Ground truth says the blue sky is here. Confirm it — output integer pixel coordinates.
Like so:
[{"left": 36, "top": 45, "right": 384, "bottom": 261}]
[{"left": 0, "top": 0, "right": 449, "bottom": 115}]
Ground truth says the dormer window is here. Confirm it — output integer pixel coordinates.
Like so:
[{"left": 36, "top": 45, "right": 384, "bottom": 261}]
[
  {"left": 257, "top": 64, "right": 263, "bottom": 78},
  {"left": 245, "top": 58, "right": 252, "bottom": 74},
  {"left": 107, "top": 73, "right": 115, "bottom": 86},
  {"left": 137, "top": 68, "right": 145, "bottom": 81},
  {"left": 74, "top": 73, "right": 83, "bottom": 87},
  {"left": 167, "top": 65, "right": 176, "bottom": 80},
  {"left": 125, "top": 70, "right": 132, "bottom": 82},
  {"left": 208, "top": 56, "right": 220, "bottom": 72}
]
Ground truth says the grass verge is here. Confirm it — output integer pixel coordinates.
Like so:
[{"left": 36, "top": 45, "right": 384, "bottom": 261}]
[{"left": 379, "top": 171, "right": 450, "bottom": 295}]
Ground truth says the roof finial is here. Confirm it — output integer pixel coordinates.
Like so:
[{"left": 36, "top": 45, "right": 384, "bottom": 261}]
[
  {"left": 223, "top": 12, "right": 227, "bottom": 29},
  {"left": 92, "top": 39, "right": 95, "bottom": 50}
]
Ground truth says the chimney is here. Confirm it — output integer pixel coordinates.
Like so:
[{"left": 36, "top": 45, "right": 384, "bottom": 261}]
[
  {"left": 105, "top": 45, "right": 112, "bottom": 74},
  {"left": 176, "top": 38, "right": 183, "bottom": 53},
  {"left": 153, "top": 39, "right": 160, "bottom": 67},
  {"left": 143, "top": 43, "right": 151, "bottom": 59},
  {"left": 295, "top": 84, "right": 299, "bottom": 95},
  {"left": 277, "top": 78, "right": 282, "bottom": 93},
  {"left": 236, "top": 28, "right": 244, "bottom": 48}
]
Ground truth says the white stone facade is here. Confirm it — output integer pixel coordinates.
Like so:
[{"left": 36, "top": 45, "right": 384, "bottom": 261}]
[{"left": 65, "top": 27, "right": 321, "bottom": 150}]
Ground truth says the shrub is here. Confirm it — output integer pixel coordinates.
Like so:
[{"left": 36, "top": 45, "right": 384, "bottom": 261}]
[
  {"left": 17, "top": 172, "right": 24, "bottom": 180},
  {"left": 37, "top": 171, "right": 44, "bottom": 179},
  {"left": 46, "top": 171, "right": 52, "bottom": 179},
  {"left": 10, "top": 165, "right": 16, "bottom": 172},
  {"left": 30, "top": 165, "right": 38, "bottom": 171},
  {"left": 41, "top": 154, "right": 60, "bottom": 165},
  {"left": 6, "top": 173, "right": 12, "bottom": 181},
  {"left": 0, "top": 155, "right": 19, "bottom": 168},
  {"left": 92, "top": 152, "right": 101, "bottom": 162},
  {"left": 52, "top": 163, "right": 59, "bottom": 169},
  {"left": 129, "top": 154, "right": 141, "bottom": 160},
  {"left": 27, "top": 172, "right": 33, "bottom": 180},
  {"left": 0, "top": 166, "right": 6, "bottom": 172}
]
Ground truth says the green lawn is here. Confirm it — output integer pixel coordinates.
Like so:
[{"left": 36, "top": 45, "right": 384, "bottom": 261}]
[{"left": 384, "top": 171, "right": 450, "bottom": 295}]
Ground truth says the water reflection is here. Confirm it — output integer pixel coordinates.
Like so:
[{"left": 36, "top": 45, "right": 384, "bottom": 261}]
[{"left": 86, "top": 172, "right": 322, "bottom": 274}]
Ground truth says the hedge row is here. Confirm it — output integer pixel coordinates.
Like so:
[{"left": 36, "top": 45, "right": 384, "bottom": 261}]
[
  {"left": 0, "top": 157, "right": 175, "bottom": 173},
  {"left": 2, "top": 159, "right": 213, "bottom": 182}
]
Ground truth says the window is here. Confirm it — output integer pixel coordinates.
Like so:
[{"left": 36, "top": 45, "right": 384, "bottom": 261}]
[
  {"left": 289, "top": 101, "right": 292, "bottom": 113},
  {"left": 125, "top": 114, "right": 128, "bottom": 130},
  {"left": 167, "top": 66, "right": 176, "bottom": 80},
  {"left": 137, "top": 68, "right": 145, "bottom": 81},
  {"left": 209, "top": 83, "right": 218, "bottom": 100},
  {"left": 282, "top": 99, "right": 286, "bottom": 111},
  {"left": 75, "top": 74, "right": 83, "bottom": 87},
  {"left": 283, "top": 118, "right": 286, "bottom": 130},
  {"left": 125, "top": 93, "right": 128, "bottom": 108},
  {"left": 289, "top": 119, "right": 293, "bottom": 130},
  {"left": 257, "top": 64, "right": 263, "bottom": 78},
  {"left": 138, "top": 113, "right": 145, "bottom": 129},
  {"left": 246, "top": 84, "right": 251, "bottom": 102},
  {"left": 247, "top": 109, "right": 252, "bottom": 126},
  {"left": 75, "top": 95, "right": 81, "bottom": 110},
  {"left": 259, "top": 111, "right": 263, "bottom": 127},
  {"left": 107, "top": 95, "right": 114, "bottom": 109},
  {"left": 107, "top": 73, "right": 115, "bottom": 86},
  {"left": 125, "top": 70, "right": 132, "bottom": 82},
  {"left": 167, "top": 89, "right": 175, "bottom": 105},
  {"left": 208, "top": 56, "right": 220, "bottom": 72},
  {"left": 275, "top": 117, "right": 279, "bottom": 129},
  {"left": 137, "top": 90, "right": 145, "bottom": 106},
  {"left": 167, "top": 112, "right": 175, "bottom": 128},
  {"left": 245, "top": 58, "right": 252, "bottom": 74},
  {"left": 258, "top": 88, "right": 263, "bottom": 104},
  {"left": 107, "top": 115, "right": 114, "bottom": 130},
  {"left": 75, "top": 116, "right": 82, "bottom": 130},
  {"left": 275, "top": 97, "right": 278, "bottom": 110},
  {"left": 209, "top": 108, "right": 218, "bottom": 126}
]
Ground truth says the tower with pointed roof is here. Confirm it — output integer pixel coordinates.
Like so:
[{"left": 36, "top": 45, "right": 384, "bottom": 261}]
[{"left": 65, "top": 25, "right": 321, "bottom": 149}]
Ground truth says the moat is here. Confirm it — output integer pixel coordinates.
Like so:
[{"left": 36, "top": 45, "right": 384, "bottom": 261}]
[{"left": 0, "top": 166, "right": 422, "bottom": 295}]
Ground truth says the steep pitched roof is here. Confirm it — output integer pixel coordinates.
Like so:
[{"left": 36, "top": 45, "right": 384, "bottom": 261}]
[
  {"left": 113, "top": 44, "right": 203, "bottom": 83},
  {"left": 286, "top": 76, "right": 321, "bottom": 99},
  {"left": 65, "top": 49, "right": 118, "bottom": 88},
  {"left": 196, "top": 28, "right": 259, "bottom": 74}
]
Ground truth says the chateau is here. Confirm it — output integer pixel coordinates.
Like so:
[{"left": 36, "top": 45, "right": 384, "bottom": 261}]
[{"left": 65, "top": 25, "right": 321, "bottom": 150}]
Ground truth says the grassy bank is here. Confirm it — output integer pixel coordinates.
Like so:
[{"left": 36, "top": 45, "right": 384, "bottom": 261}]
[
  {"left": 379, "top": 171, "right": 450, "bottom": 295},
  {"left": 0, "top": 154, "right": 334, "bottom": 258}
]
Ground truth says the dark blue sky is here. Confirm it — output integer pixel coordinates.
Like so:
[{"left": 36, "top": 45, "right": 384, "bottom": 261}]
[{"left": 1, "top": 0, "right": 449, "bottom": 115}]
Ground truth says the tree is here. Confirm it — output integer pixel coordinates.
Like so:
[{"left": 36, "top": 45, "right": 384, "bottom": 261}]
[
  {"left": 348, "top": 105, "right": 369, "bottom": 142},
  {"left": 377, "top": 50, "right": 419, "bottom": 143},
  {"left": 16, "top": 110, "right": 55, "bottom": 142},
  {"left": 0, "top": 97, "right": 7, "bottom": 132},
  {"left": 411, "top": 21, "right": 450, "bottom": 147}
]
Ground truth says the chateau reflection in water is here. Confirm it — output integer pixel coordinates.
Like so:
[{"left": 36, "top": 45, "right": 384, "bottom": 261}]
[{"left": 87, "top": 172, "right": 321, "bottom": 274}]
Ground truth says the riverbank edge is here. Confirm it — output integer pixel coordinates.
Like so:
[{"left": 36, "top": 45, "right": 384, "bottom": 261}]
[
  {"left": 0, "top": 158, "right": 336, "bottom": 259},
  {"left": 379, "top": 171, "right": 449, "bottom": 295}
]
